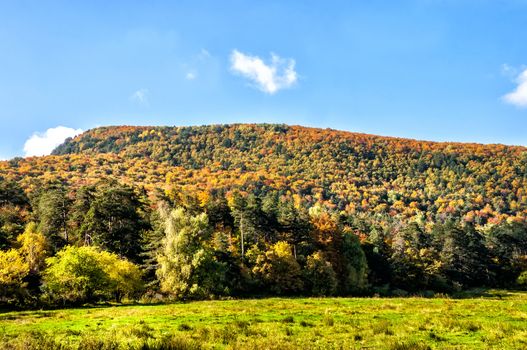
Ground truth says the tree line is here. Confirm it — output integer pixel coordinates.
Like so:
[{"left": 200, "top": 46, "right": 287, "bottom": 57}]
[{"left": 1, "top": 177, "right": 527, "bottom": 307}]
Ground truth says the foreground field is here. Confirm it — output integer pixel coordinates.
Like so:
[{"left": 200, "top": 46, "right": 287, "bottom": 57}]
[{"left": 1, "top": 291, "right": 527, "bottom": 349}]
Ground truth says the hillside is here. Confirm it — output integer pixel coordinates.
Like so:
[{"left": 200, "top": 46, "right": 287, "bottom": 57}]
[
  {"left": 1, "top": 123, "right": 525, "bottom": 225},
  {"left": 1, "top": 123, "right": 527, "bottom": 305}
]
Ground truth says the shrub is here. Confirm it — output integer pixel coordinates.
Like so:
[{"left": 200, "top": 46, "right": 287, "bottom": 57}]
[
  {"left": 42, "top": 246, "right": 142, "bottom": 304},
  {"left": 517, "top": 271, "right": 527, "bottom": 288}
]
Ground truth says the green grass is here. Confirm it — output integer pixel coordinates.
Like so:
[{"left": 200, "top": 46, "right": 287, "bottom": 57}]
[{"left": 1, "top": 291, "right": 527, "bottom": 349}]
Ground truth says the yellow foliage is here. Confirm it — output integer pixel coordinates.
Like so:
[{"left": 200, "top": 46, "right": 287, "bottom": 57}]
[
  {"left": 0, "top": 249, "right": 29, "bottom": 287},
  {"left": 17, "top": 222, "right": 48, "bottom": 273}
]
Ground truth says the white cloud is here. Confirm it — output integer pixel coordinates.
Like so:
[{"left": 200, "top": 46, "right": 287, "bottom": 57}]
[
  {"left": 130, "top": 88, "right": 149, "bottom": 105},
  {"left": 186, "top": 72, "right": 197, "bottom": 80},
  {"left": 230, "top": 50, "right": 297, "bottom": 94},
  {"left": 23, "top": 126, "right": 83, "bottom": 157},
  {"left": 503, "top": 68, "right": 527, "bottom": 108}
]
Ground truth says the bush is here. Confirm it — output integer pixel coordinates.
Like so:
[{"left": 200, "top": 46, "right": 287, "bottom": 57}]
[
  {"left": 42, "top": 246, "right": 143, "bottom": 304},
  {"left": 517, "top": 271, "right": 527, "bottom": 288}
]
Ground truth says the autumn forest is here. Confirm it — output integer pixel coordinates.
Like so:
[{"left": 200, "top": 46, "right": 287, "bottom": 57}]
[{"left": 1, "top": 123, "right": 527, "bottom": 307}]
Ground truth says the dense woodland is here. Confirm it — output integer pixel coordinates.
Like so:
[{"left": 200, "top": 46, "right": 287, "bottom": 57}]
[{"left": 0, "top": 124, "right": 527, "bottom": 307}]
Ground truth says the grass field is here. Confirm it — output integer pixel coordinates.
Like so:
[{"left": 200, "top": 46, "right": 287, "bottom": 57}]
[{"left": 1, "top": 291, "right": 527, "bottom": 349}]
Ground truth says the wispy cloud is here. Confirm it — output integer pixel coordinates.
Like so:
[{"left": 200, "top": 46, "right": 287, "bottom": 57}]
[
  {"left": 501, "top": 63, "right": 518, "bottom": 78},
  {"left": 503, "top": 68, "right": 527, "bottom": 108},
  {"left": 182, "top": 49, "right": 211, "bottom": 81},
  {"left": 130, "top": 88, "right": 149, "bottom": 105},
  {"left": 230, "top": 50, "right": 297, "bottom": 94},
  {"left": 197, "top": 48, "right": 210, "bottom": 61},
  {"left": 24, "top": 126, "right": 83, "bottom": 157}
]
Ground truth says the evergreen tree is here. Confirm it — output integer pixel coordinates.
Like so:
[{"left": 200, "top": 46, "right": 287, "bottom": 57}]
[
  {"left": 389, "top": 222, "right": 439, "bottom": 291},
  {"left": 487, "top": 222, "right": 527, "bottom": 285},
  {"left": 340, "top": 231, "right": 369, "bottom": 294},
  {"left": 276, "top": 199, "right": 312, "bottom": 257},
  {"left": 362, "top": 225, "right": 392, "bottom": 288},
  {"left": 229, "top": 192, "right": 268, "bottom": 257},
  {"left": 439, "top": 223, "right": 491, "bottom": 288},
  {"left": 0, "top": 178, "right": 28, "bottom": 207},
  {"left": 34, "top": 186, "right": 72, "bottom": 252},
  {"left": 81, "top": 181, "right": 148, "bottom": 262},
  {"left": 70, "top": 185, "right": 96, "bottom": 244},
  {"left": 205, "top": 192, "right": 235, "bottom": 231},
  {"left": 0, "top": 179, "right": 29, "bottom": 249}
]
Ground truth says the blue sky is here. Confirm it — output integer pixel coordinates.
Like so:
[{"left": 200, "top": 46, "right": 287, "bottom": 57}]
[{"left": 1, "top": 0, "right": 527, "bottom": 159}]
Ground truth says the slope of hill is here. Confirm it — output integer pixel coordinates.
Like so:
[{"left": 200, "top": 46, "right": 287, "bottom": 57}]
[{"left": 2, "top": 123, "right": 526, "bottom": 224}]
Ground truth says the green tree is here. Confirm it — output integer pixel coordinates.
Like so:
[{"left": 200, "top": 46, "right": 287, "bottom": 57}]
[
  {"left": 140, "top": 201, "right": 170, "bottom": 283},
  {"left": 156, "top": 208, "right": 225, "bottom": 299},
  {"left": 0, "top": 179, "right": 29, "bottom": 249},
  {"left": 438, "top": 223, "right": 491, "bottom": 288},
  {"left": 276, "top": 199, "right": 313, "bottom": 257},
  {"left": 81, "top": 181, "right": 148, "bottom": 262},
  {"left": 34, "top": 186, "right": 71, "bottom": 251},
  {"left": 340, "top": 232, "right": 369, "bottom": 294},
  {"left": 487, "top": 222, "right": 527, "bottom": 285},
  {"left": 304, "top": 251, "right": 338, "bottom": 296},
  {"left": 362, "top": 225, "right": 392, "bottom": 288},
  {"left": 69, "top": 185, "right": 96, "bottom": 244},
  {"left": 229, "top": 192, "right": 271, "bottom": 256},
  {"left": 205, "top": 192, "right": 235, "bottom": 232},
  {"left": 0, "top": 178, "right": 28, "bottom": 207},
  {"left": 389, "top": 222, "right": 439, "bottom": 291}
]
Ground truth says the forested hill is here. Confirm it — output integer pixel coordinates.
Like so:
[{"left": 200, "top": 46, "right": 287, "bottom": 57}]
[
  {"left": 2, "top": 123, "right": 527, "bottom": 303},
  {"left": 2, "top": 123, "right": 527, "bottom": 225}
]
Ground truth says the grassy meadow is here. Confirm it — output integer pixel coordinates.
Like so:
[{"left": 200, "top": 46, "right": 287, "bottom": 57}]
[{"left": 1, "top": 291, "right": 527, "bottom": 350}]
